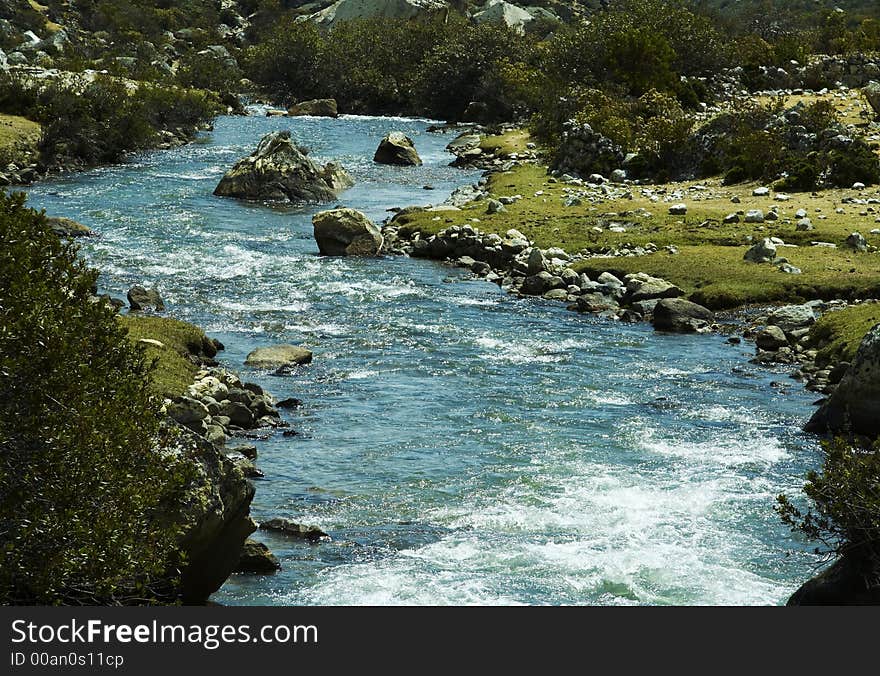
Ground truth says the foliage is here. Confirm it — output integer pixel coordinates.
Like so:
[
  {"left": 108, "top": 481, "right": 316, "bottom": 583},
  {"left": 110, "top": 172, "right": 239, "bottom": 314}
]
[
  {"left": 777, "top": 438, "right": 880, "bottom": 580},
  {"left": 0, "top": 73, "right": 220, "bottom": 166},
  {"left": 0, "top": 191, "right": 193, "bottom": 604}
]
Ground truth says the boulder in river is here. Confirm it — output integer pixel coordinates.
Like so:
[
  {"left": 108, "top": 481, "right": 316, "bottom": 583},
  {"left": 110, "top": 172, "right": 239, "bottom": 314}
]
[
  {"left": 127, "top": 285, "right": 165, "bottom": 312},
  {"left": 213, "top": 130, "right": 353, "bottom": 202},
  {"left": 234, "top": 538, "right": 281, "bottom": 574},
  {"left": 288, "top": 98, "right": 338, "bottom": 117},
  {"left": 806, "top": 322, "right": 880, "bottom": 437},
  {"left": 788, "top": 556, "right": 880, "bottom": 605},
  {"left": 651, "top": 298, "right": 714, "bottom": 333},
  {"left": 313, "top": 208, "right": 384, "bottom": 256},
  {"left": 245, "top": 345, "right": 313, "bottom": 369},
  {"left": 373, "top": 132, "right": 422, "bottom": 166}
]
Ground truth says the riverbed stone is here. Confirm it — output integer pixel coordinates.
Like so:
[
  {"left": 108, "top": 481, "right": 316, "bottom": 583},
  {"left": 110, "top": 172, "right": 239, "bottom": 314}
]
[
  {"left": 755, "top": 325, "right": 789, "bottom": 350},
  {"left": 127, "top": 285, "right": 165, "bottom": 312},
  {"left": 623, "top": 272, "right": 683, "bottom": 303},
  {"left": 313, "top": 208, "right": 384, "bottom": 256}
]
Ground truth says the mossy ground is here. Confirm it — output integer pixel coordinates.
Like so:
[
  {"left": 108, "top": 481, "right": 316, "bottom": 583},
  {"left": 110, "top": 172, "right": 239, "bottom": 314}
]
[
  {"left": 808, "top": 302, "right": 880, "bottom": 366},
  {"left": 397, "top": 162, "right": 880, "bottom": 310},
  {"left": 118, "top": 314, "right": 208, "bottom": 398},
  {"left": 0, "top": 114, "right": 41, "bottom": 165}
]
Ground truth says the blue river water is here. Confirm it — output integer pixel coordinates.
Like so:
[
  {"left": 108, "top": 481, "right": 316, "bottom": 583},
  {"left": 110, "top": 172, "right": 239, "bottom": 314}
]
[{"left": 24, "top": 112, "right": 822, "bottom": 605}]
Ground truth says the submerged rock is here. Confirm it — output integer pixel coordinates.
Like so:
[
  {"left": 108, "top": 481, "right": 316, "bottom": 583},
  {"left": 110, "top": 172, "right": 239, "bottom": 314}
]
[
  {"left": 373, "top": 132, "right": 422, "bottom": 166},
  {"left": 213, "top": 130, "right": 352, "bottom": 202},
  {"left": 313, "top": 208, "right": 384, "bottom": 256}
]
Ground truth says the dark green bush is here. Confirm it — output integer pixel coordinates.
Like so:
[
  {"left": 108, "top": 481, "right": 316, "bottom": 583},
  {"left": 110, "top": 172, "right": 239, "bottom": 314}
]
[
  {"left": 0, "top": 191, "right": 193, "bottom": 604},
  {"left": 777, "top": 437, "right": 880, "bottom": 579}
]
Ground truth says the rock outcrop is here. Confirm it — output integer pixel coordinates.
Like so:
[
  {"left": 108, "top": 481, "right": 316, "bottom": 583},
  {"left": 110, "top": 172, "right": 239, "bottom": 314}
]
[
  {"left": 307, "top": 0, "right": 447, "bottom": 28},
  {"left": 213, "top": 130, "right": 352, "bottom": 202},
  {"left": 173, "top": 426, "right": 256, "bottom": 603},
  {"left": 313, "top": 208, "right": 384, "bottom": 256},
  {"left": 259, "top": 517, "right": 330, "bottom": 542},
  {"left": 806, "top": 322, "right": 880, "bottom": 437},
  {"left": 288, "top": 98, "right": 338, "bottom": 117},
  {"left": 788, "top": 556, "right": 880, "bottom": 605},
  {"left": 46, "top": 216, "right": 94, "bottom": 238},
  {"left": 373, "top": 132, "right": 422, "bottom": 166}
]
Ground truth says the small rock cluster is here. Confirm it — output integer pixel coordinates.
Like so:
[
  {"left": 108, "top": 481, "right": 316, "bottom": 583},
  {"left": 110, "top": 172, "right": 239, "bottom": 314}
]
[
  {"left": 385, "top": 223, "right": 713, "bottom": 331},
  {"left": 164, "top": 367, "right": 283, "bottom": 449}
]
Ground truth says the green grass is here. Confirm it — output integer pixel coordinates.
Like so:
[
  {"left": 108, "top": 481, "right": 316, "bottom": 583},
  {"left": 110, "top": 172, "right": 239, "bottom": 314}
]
[
  {"left": 808, "top": 302, "right": 880, "bottom": 367},
  {"left": 395, "top": 162, "right": 880, "bottom": 310},
  {"left": 0, "top": 114, "right": 41, "bottom": 165},
  {"left": 478, "top": 129, "right": 534, "bottom": 157},
  {"left": 576, "top": 246, "right": 880, "bottom": 310},
  {"left": 118, "top": 315, "right": 211, "bottom": 398}
]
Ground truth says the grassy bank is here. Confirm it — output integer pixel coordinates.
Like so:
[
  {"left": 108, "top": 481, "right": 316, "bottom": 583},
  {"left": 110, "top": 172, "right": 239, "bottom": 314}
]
[
  {"left": 119, "top": 315, "right": 215, "bottom": 398},
  {"left": 0, "top": 114, "right": 40, "bottom": 166},
  {"left": 808, "top": 302, "right": 880, "bottom": 366},
  {"left": 396, "top": 162, "right": 880, "bottom": 310}
]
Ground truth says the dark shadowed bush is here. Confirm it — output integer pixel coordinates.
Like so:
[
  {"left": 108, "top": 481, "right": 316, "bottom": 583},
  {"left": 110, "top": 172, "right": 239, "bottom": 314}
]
[{"left": 0, "top": 191, "right": 193, "bottom": 604}]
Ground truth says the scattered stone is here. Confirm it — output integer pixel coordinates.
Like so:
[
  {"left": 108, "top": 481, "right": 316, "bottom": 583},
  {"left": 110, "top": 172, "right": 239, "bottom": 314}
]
[
  {"left": 844, "top": 232, "right": 868, "bottom": 252},
  {"left": 744, "top": 238, "right": 777, "bottom": 263},
  {"left": 796, "top": 218, "right": 814, "bottom": 231},
  {"left": 668, "top": 203, "right": 687, "bottom": 215},
  {"left": 624, "top": 273, "right": 683, "bottom": 303},
  {"left": 752, "top": 186, "right": 771, "bottom": 197},
  {"left": 744, "top": 209, "right": 765, "bottom": 223}
]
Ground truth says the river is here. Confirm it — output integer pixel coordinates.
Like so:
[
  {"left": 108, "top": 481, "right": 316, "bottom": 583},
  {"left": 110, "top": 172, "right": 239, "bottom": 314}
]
[{"left": 24, "top": 112, "right": 822, "bottom": 605}]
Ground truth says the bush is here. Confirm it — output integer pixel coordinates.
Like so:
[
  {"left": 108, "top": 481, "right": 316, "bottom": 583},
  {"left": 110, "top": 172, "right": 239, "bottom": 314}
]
[
  {"left": 0, "top": 191, "right": 193, "bottom": 604},
  {"left": 777, "top": 437, "right": 880, "bottom": 581}
]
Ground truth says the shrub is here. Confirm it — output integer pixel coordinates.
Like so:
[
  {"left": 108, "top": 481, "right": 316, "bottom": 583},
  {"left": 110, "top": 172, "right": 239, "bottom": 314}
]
[
  {"left": 777, "top": 437, "right": 880, "bottom": 581},
  {"left": 0, "top": 191, "right": 193, "bottom": 604}
]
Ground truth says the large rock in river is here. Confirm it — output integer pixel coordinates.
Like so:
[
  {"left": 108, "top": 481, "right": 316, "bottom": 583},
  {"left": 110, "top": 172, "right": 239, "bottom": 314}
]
[
  {"left": 245, "top": 345, "right": 313, "bottom": 369},
  {"left": 288, "top": 98, "right": 338, "bottom": 117},
  {"left": 806, "top": 322, "right": 880, "bottom": 437},
  {"left": 313, "top": 208, "right": 384, "bottom": 256},
  {"left": 373, "top": 132, "right": 422, "bottom": 166},
  {"left": 213, "top": 130, "right": 352, "bottom": 202},
  {"left": 788, "top": 556, "right": 880, "bottom": 605},
  {"left": 651, "top": 298, "right": 714, "bottom": 333}
]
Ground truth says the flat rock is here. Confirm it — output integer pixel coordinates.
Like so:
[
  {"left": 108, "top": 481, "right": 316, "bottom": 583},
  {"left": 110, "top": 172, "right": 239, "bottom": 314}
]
[
  {"left": 245, "top": 345, "right": 313, "bottom": 369},
  {"left": 259, "top": 517, "right": 330, "bottom": 542}
]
